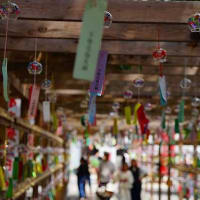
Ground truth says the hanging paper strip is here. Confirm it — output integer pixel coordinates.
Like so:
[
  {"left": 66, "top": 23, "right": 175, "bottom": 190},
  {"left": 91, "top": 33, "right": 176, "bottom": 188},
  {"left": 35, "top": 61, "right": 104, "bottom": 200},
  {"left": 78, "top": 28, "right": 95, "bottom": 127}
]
[
  {"left": 88, "top": 93, "right": 96, "bottom": 125},
  {"left": 73, "top": 0, "right": 107, "bottom": 81},
  {"left": 133, "top": 103, "right": 141, "bottom": 125},
  {"left": 175, "top": 118, "right": 180, "bottom": 133},
  {"left": 43, "top": 101, "right": 51, "bottom": 122},
  {"left": 90, "top": 50, "right": 108, "bottom": 95},
  {"left": 0, "top": 166, "right": 6, "bottom": 191},
  {"left": 12, "top": 157, "right": 19, "bottom": 180},
  {"left": 28, "top": 85, "right": 40, "bottom": 120},
  {"left": 2, "top": 58, "right": 9, "bottom": 102},
  {"left": 161, "top": 111, "right": 166, "bottom": 129},
  {"left": 113, "top": 118, "right": 118, "bottom": 134},
  {"left": 137, "top": 105, "right": 150, "bottom": 135},
  {"left": 159, "top": 75, "right": 167, "bottom": 106},
  {"left": 6, "top": 178, "right": 13, "bottom": 199},
  {"left": 125, "top": 106, "right": 131, "bottom": 125},
  {"left": 178, "top": 100, "right": 184, "bottom": 123}
]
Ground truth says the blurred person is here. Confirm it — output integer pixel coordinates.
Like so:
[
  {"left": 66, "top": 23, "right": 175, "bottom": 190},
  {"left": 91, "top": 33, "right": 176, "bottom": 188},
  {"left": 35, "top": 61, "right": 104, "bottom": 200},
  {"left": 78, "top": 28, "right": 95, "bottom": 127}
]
[
  {"left": 98, "top": 152, "right": 115, "bottom": 186},
  {"left": 116, "top": 162, "right": 134, "bottom": 200},
  {"left": 130, "top": 159, "right": 146, "bottom": 200},
  {"left": 77, "top": 157, "right": 91, "bottom": 200}
]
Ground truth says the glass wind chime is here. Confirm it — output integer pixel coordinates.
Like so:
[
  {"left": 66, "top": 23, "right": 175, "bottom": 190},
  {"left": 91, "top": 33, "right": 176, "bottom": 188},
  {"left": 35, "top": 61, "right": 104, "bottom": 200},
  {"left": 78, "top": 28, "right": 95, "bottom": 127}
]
[
  {"left": 153, "top": 29, "right": 167, "bottom": 106},
  {"left": 0, "top": 1, "right": 20, "bottom": 102}
]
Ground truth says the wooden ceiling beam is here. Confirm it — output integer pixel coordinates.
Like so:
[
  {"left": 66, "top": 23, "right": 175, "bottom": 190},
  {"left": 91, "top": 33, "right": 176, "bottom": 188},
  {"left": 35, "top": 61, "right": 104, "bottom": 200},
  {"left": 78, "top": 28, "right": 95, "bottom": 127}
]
[
  {"left": 1, "top": 52, "right": 199, "bottom": 67},
  {"left": 0, "top": 20, "right": 191, "bottom": 42},
  {"left": 16, "top": 0, "right": 199, "bottom": 23},
  {"left": 0, "top": 37, "right": 199, "bottom": 56}
]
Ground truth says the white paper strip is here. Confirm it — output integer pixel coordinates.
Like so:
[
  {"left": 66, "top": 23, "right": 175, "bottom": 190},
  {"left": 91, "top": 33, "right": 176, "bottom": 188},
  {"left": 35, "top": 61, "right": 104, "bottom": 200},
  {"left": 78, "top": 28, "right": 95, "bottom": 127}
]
[{"left": 43, "top": 101, "right": 51, "bottom": 122}]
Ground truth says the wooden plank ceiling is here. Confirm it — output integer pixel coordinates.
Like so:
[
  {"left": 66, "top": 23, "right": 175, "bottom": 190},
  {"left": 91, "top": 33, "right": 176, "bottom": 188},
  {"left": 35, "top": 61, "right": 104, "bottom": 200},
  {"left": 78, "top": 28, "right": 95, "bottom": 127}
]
[{"left": 0, "top": 0, "right": 200, "bottom": 123}]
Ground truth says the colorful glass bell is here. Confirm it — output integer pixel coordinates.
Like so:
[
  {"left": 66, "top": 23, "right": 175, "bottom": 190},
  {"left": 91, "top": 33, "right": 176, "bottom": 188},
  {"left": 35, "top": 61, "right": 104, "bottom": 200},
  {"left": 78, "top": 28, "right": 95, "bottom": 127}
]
[
  {"left": 112, "top": 102, "right": 120, "bottom": 111},
  {"left": 123, "top": 90, "right": 133, "bottom": 99},
  {"left": 0, "top": 1, "right": 20, "bottom": 19},
  {"left": 41, "top": 79, "right": 51, "bottom": 90},
  {"left": 165, "top": 107, "right": 172, "bottom": 114},
  {"left": 180, "top": 78, "right": 192, "bottom": 89},
  {"left": 192, "top": 97, "right": 200, "bottom": 107},
  {"left": 144, "top": 103, "right": 152, "bottom": 111},
  {"left": 133, "top": 78, "right": 145, "bottom": 88},
  {"left": 188, "top": 13, "right": 200, "bottom": 32},
  {"left": 153, "top": 48, "right": 167, "bottom": 63},
  {"left": 104, "top": 11, "right": 112, "bottom": 28},
  {"left": 27, "top": 61, "right": 43, "bottom": 75}
]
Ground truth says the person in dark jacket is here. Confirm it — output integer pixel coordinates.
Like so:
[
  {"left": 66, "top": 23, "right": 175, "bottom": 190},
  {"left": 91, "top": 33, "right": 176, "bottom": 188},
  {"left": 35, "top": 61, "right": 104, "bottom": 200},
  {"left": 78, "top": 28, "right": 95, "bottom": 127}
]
[
  {"left": 130, "top": 159, "right": 144, "bottom": 200},
  {"left": 77, "top": 157, "right": 91, "bottom": 200}
]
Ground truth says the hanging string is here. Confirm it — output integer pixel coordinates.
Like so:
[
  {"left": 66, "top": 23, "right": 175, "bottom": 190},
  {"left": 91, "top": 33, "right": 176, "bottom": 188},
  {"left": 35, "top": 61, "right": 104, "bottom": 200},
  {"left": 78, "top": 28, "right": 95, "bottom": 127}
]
[
  {"left": 157, "top": 27, "right": 160, "bottom": 49},
  {"left": 45, "top": 54, "right": 48, "bottom": 101},
  {"left": 137, "top": 65, "right": 141, "bottom": 103},
  {"left": 159, "top": 63, "right": 163, "bottom": 77},
  {"left": 33, "top": 38, "right": 38, "bottom": 85},
  {"left": 182, "top": 58, "right": 188, "bottom": 97},
  {"left": 3, "top": 17, "right": 9, "bottom": 59}
]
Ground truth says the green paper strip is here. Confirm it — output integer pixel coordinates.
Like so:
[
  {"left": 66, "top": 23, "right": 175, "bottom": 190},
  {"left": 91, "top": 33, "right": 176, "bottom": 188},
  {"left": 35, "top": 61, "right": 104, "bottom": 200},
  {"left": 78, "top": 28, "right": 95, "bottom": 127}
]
[
  {"left": 175, "top": 118, "right": 180, "bottom": 133},
  {"left": 178, "top": 100, "right": 184, "bottom": 123},
  {"left": 6, "top": 178, "right": 13, "bottom": 199},
  {"left": 73, "top": 0, "right": 107, "bottom": 81},
  {"left": 2, "top": 58, "right": 9, "bottom": 102},
  {"left": 12, "top": 157, "right": 19, "bottom": 180},
  {"left": 125, "top": 106, "right": 131, "bottom": 125}
]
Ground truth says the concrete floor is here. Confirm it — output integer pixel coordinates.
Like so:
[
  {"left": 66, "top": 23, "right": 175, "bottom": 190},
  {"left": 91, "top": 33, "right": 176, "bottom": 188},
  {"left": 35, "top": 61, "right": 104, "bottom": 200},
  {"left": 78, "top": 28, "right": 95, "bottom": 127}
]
[{"left": 66, "top": 173, "right": 179, "bottom": 200}]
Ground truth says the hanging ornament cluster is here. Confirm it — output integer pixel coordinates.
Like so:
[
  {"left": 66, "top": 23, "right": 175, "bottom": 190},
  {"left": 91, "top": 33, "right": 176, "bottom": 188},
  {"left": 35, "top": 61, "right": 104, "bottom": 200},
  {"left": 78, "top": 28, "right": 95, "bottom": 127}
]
[
  {"left": 133, "top": 78, "right": 145, "bottom": 88},
  {"left": 104, "top": 11, "right": 112, "bottom": 28},
  {"left": 192, "top": 97, "right": 200, "bottom": 107},
  {"left": 153, "top": 48, "right": 167, "bottom": 63},
  {"left": 188, "top": 13, "right": 200, "bottom": 32},
  {"left": 180, "top": 77, "right": 192, "bottom": 89},
  {"left": 0, "top": 1, "right": 20, "bottom": 19},
  {"left": 27, "top": 61, "right": 43, "bottom": 75},
  {"left": 144, "top": 102, "right": 153, "bottom": 111},
  {"left": 123, "top": 89, "right": 133, "bottom": 99},
  {"left": 112, "top": 102, "right": 120, "bottom": 112},
  {"left": 41, "top": 79, "right": 51, "bottom": 90}
]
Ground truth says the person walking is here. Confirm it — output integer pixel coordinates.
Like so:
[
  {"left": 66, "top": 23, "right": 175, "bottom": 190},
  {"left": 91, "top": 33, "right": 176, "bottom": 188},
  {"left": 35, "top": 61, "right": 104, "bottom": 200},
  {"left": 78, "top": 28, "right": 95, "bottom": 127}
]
[
  {"left": 117, "top": 162, "right": 134, "bottom": 200},
  {"left": 98, "top": 152, "right": 115, "bottom": 186},
  {"left": 77, "top": 157, "right": 91, "bottom": 200},
  {"left": 130, "top": 159, "right": 145, "bottom": 200}
]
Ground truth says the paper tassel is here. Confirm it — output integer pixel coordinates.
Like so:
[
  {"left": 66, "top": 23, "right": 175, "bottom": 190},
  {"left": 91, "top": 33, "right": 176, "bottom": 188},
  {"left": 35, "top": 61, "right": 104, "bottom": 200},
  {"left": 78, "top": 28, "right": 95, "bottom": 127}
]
[
  {"left": 178, "top": 100, "right": 184, "bottom": 123},
  {"left": 43, "top": 101, "right": 51, "bottom": 122},
  {"left": 12, "top": 157, "right": 19, "bottom": 180},
  {"left": 2, "top": 58, "right": 9, "bottom": 102},
  {"left": 125, "top": 106, "right": 131, "bottom": 125},
  {"left": 0, "top": 166, "right": 6, "bottom": 191},
  {"left": 73, "top": 0, "right": 108, "bottom": 81},
  {"left": 161, "top": 111, "right": 166, "bottom": 129},
  {"left": 159, "top": 75, "right": 167, "bottom": 106},
  {"left": 175, "top": 118, "right": 180, "bottom": 133},
  {"left": 90, "top": 50, "right": 108, "bottom": 96},
  {"left": 52, "top": 112, "right": 58, "bottom": 130},
  {"left": 6, "top": 178, "right": 13, "bottom": 199},
  {"left": 133, "top": 103, "right": 141, "bottom": 125},
  {"left": 88, "top": 93, "right": 96, "bottom": 125},
  {"left": 28, "top": 85, "right": 40, "bottom": 120},
  {"left": 113, "top": 118, "right": 118, "bottom": 134},
  {"left": 18, "top": 159, "right": 23, "bottom": 181},
  {"left": 137, "top": 105, "right": 150, "bottom": 135}
]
